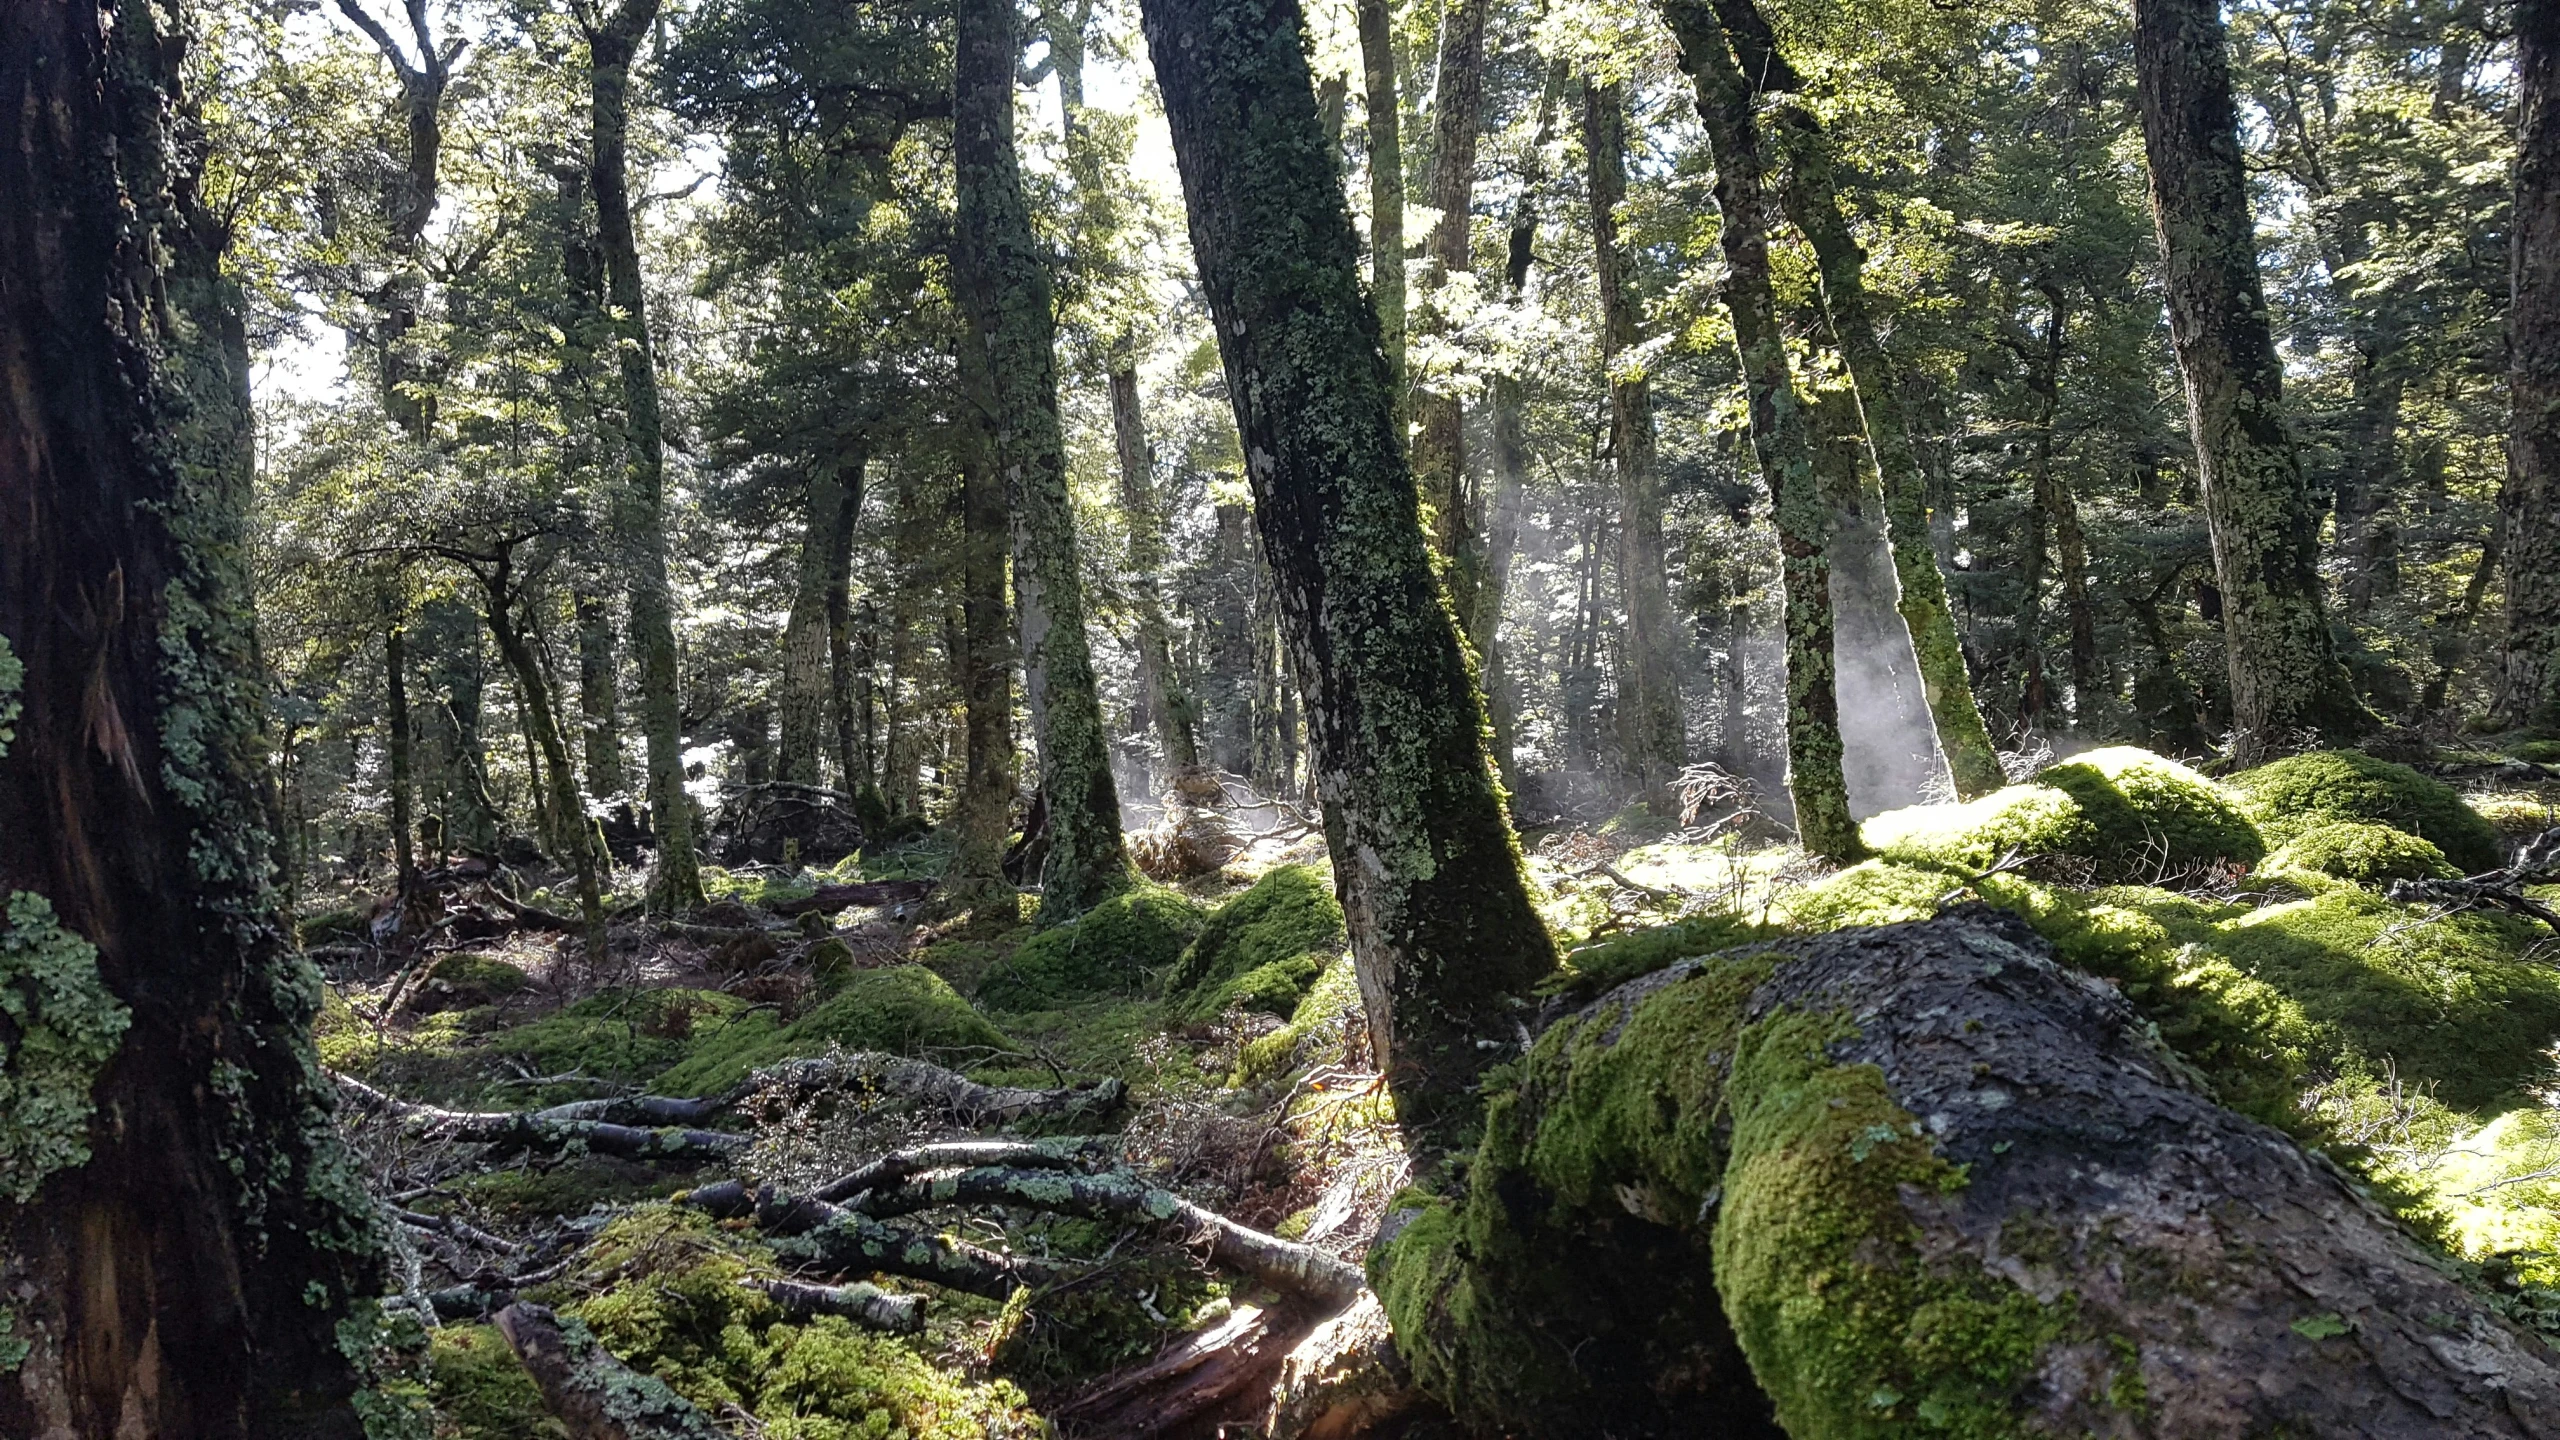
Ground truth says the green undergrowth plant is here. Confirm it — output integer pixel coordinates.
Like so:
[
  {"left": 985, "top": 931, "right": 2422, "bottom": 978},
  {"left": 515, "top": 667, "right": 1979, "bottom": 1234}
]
[{"left": 1862, "top": 746, "right": 2262, "bottom": 881}]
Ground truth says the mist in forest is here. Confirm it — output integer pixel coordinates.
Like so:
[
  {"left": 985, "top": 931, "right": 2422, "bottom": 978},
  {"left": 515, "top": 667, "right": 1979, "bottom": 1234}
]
[{"left": 1828, "top": 489, "right": 1954, "bottom": 818}]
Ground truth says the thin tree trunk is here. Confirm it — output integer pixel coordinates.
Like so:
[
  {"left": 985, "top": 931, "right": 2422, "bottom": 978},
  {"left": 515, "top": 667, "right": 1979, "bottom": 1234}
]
[
  {"left": 953, "top": 0, "right": 1134, "bottom": 919},
  {"left": 386, "top": 623, "right": 418, "bottom": 891},
  {"left": 1112, "top": 365, "right": 1201, "bottom": 779},
  {"left": 482, "top": 573, "right": 609, "bottom": 965},
  {"left": 1816, "top": 389, "right": 1945, "bottom": 812},
  {"left": 1584, "top": 79, "right": 1687, "bottom": 799},
  {"left": 827, "top": 474, "right": 866, "bottom": 813},
  {"left": 2132, "top": 0, "right": 2366, "bottom": 761},
  {"left": 2504, "top": 0, "right": 2560, "bottom": 730},
  {"left": 1140, "top": 0, "right": 1561, "bottom": 1151},
  {"left": 1358, "top": 0, "right": 1407, "bottom": 397},
  {"left": 1410, "top": 0, "right": 1489, "bottom": 622},
  {"left": 582, "top": 0, "right": 702, "bottom": 910},
  {"left": 0, "top": 1, "right": 382, "bottom": 1428},
  {"left": 1660, "top": 0, "right": 1863, "bottom": 861},
  {"left": 573, "top": 586, "right": 622, "bottom": 799},
  {"left": 2014, "top": 287, "right": 2065, "bottom": 731},
  {"left": 778, "top": 465, "right": 853, "bottom": 788}
]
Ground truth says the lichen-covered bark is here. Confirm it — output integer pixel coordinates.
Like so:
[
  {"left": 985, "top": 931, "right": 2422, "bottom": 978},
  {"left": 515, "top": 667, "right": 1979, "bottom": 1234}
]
[
  {"left": 942, "top": 430, "right": 1016, "bottom": 918},
  {"left": 1138, "top": 0, "right": 1560, "bottom": 1149},
  {"left": 1373, "top": 909, "right": 2560, "bottom": 1437},
  {"left": 2506, "top": 0, "right": 2560, "bottom": 731},
  {"left": 778, "top": 466, "right": 854, "bottom": 788},
  {"left": 1357, "top": 0, "right": 1406, "bottom": 397},
  {"left": 481, "top": 566, "right": 609, "bottom": 964},
  {"left": 1111, "top": 366, "right": 1202, "bottom": 779},
  {"left": 0, "top": 1, "right": 385, "bottom": 1431},
  {"left": 1584, "top": 80, "right": 1687, "bottom": 797},
  {"left": 2132, "top": 0, "right": 2367, "bottom": 762},
  {"left": 1659, "top": 1, "right": 1863, "bottom": 861},
  {"left": 952, "top": 0, "right": 1134, "bottom": 920},
  {"left": 494, "top": 1302, "right": 731, "bottom": 1440},
  {"left": 385, "top": 622, "right": 420, "bottom": 888},
  {"left": 1410, "top": 0, "right": 1489, "bottom": 623}
]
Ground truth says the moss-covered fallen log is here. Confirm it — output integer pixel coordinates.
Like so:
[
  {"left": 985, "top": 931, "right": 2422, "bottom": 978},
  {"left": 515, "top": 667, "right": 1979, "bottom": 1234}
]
[
  {"left": 773, "top": 1208, "right": 1069, "bottom": 1300},
  {"left": 740, "top": 1053, "right": 1128, "bottom": 1126},
  {"left": 333, "top": 1072, "right": 748, "bottom": 1163},
  {"left": 1371, "top": 906, "right": 2560, "bottom": 1438},
  {"left": 493, "top": 1300, "right": 733, "bottom": 1439}
]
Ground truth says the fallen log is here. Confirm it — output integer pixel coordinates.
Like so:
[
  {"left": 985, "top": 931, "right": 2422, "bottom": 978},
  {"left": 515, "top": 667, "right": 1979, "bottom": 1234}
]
[
  {"left": 1260, "top": 1293, "right": 1427, "bottom": 1440},
  {"left": 1053, "top": 1303, "right": 1313, "bottom": 1439},
  {"left": 772, "top": 1208, "right": 1069, "bottom": 1300},
  {"left": 682, "top": 1136, "right": 1111, "bottom": 1219},
  {"left": 494, "top": 1301, "right": 732, "bottom": 1439},
  {"left": 739, "top": 1276, "right": 924, "bottom": 1333},
  {"left": 736, "top": 1053, "right": 1127, "bottom": 1127},
  {"left": 765, "top": 878, "right": 939, "bottom": 917},
  {"left": 332, "top": 1073, "right": 747, "bottom": 1164},
  {"left": 1370, "top": 906, "right": 2560, "bottom": 1438}
]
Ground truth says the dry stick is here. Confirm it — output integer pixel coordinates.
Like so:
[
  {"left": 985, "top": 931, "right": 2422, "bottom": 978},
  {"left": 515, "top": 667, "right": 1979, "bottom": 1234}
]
[
  {"left": 2386, "top": 825, "right": 2560, "bottom": 932},
  {"left": 764, "top": 878, "right": 939, "bottom": 917},
  {"left": 739, "top": 1276, "right": 924, "bottom": 1333},
  {"left": 494, "top": 1301, "right": 733, "bottom": 1440},
  {"left": 737, "top": 1053, "right": 1128, "bottom": 1127}
]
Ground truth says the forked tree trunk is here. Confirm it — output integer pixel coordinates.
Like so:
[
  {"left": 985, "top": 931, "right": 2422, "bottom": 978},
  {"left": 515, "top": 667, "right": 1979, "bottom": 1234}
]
[
  {"left": 0, "top": 1, "right": 384, "bottom": 1431},
  {"left": 1140, "top": 0, "right": 1560, "bottom": 1150},
  {"left": 2505, "top": 0, "right": 2560, "bottom": 730},
  {"left": 953, "top": 0, "right": 1134, "bottom": 920},
  {"left": 1358, "top": 0, "right": 1407, "bottom": 397},
  {"left": 1410, "top": 0, "right": 1489, "bottom": 622},
  {"left": 2132, "top": 0, "right": 2366, "bottom": 762}
]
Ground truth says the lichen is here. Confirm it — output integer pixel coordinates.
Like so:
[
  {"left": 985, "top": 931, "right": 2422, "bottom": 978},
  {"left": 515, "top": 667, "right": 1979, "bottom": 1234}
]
[
  {"left": 2230, "top": 749, "right": 2503, "bottom": 874},
  {"left": 0, "top": 891, "right": 132, "bottom": 1202},
  {"left": 0, "top": 633, "right": 22, "bottom": 759}
]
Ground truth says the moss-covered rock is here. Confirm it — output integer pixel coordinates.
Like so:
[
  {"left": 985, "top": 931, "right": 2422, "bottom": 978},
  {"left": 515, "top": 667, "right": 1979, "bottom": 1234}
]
[
  {"left": 974, "top": 884, "right": 1208, "bottom": 1010},
  {"left": 1234, "top": 956, "right": 1368, "bottom": 1088},
  {"left": 405, "top": 952, "right": 532, "bottom": 1014},
  {"left": 2469, "top": 791, "right": 2559, "bottom": 846},
  {"left": 1163, "top": 865, "right": 1347, "bottom": 1023},
  {"left": 2266, "top": 821, "right": 2458, "bottom": 884},
  {"left": 654, "top": 966, "right": 1014, "bottom": 1096},
  {"left": 2231, "top": 748, "right": 2504, "bottom": 873},
  {"left": 1863, "top": 746, "right": 2262, "bottom": 882}
]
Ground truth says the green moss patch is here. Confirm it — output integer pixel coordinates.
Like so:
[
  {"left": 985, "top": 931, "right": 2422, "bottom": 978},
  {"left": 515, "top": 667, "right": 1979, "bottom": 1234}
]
[
  {"left": 487, "top": 988, "right": 753, "bottom": 1087},
  {"left": 2266, "top": 821, "right": 2457, "bottom": 884},
  {"left": 654, "top": 966, "right": 1014, "bottom": 1096},
  {"left": 1233, "top": 957, "right": 1367, "bottom": 1088},
  {"left": 2231, "top": 749, "right": 2503, "bottom": 874},
  {"left": 426, "top": 1324, "right": 564, "bottom": 1440},
  {"left": 407, "top": 952, "right": 533, "bottom": 1014},
  {"left": 1163, "top": 865, "right": 1346, "bottom": 1023},
  {"left": 974, "top": 885, "right": 1208, "bottom": 1010},
  {"left": 1863, "top": 747, "right": 2261, "bottom": 882}
]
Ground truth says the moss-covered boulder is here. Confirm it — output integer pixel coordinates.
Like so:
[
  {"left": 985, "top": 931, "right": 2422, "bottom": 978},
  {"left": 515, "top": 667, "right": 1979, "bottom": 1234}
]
[
  {"left": 973, "top": 884, "right": 1209, "bottom": 1010},
  {"left": 2469, "top": 791, "right": 2559, "bottom": 846},
  {"left": 1163, "top": 865, "right": 1347, "bottom": 1023},
  {"left": 405, "top": 952, "right": 532, "bottom": 1014},
  {"left": 654, "top": 965, "right": 1013, "bottom": 1096},
  {"left": 1863, "top": 746, "right": 2262, "bottom": 882},
  {"left": 2231, "top": 748, "right": 2504, "bottom": 873},
  {"left": 1234, "top": 955, "right": 1369, "bottom": 1088},
  {"left": 2266, "top": 820, "right": 2458, "bottom": 884},
  {"left": 426, "top": 1324, "right": 565, "bottom": 1440}
]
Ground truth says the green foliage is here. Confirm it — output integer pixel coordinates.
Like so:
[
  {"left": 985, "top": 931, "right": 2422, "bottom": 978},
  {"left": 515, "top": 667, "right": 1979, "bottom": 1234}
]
[
  {"left": 0, "top": 633, "right": 21, "bottom": 758},
  {"left": 426, "top": 1325, "right": 564, "bottom": 1440},
  {"left": 2230, "top": 750, "right": 2503, "bottom": 873},
  {"left": 489, "top": 989, "right": 754, "bottom": 1087},
  {"left": 654, "top": 966, "right": 1013, "bottom": 1096},
  {"left": 2466, "top": 792, "right": 2558, "bottom": 846},
  {"left": 973, "top": 884, "right": 1208, "bottom": 1010},
  {"left": 1862, "top": 747, "right": 2262, "bottom": 881},
  {"left": 2265, "top": 821, "right": 2457, "bottom": 884},
  {"left": 701, "top": 865, "right": 820, "bottom": 910},
  {"left": 0, "top": 892, "right": 133, "bottom": 1202},
  {"left": 1163, "top": 865, "right": 1346, "bottom": 1023}
]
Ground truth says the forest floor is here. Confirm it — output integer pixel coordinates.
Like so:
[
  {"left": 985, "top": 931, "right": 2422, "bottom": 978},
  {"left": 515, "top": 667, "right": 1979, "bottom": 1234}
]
[{"left": 306, "top": 747, "right": 2560, "bottom": 1437}]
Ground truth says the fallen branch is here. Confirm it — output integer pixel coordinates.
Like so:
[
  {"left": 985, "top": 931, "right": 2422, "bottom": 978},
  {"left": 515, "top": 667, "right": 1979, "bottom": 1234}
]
[
  {"left": 494, "top": 1301, "right": 732, "bottom": 1439},
  {"left": 765, "top": 879, "right": 938, "bottom": 917},
  {"left": 1578, "top": 862, "right": 1685, "bottom": 903},
  {"left": 2386, "top": 825, "right": 2560, "bottom": 932},
  {"left": 333, "top": 1072, "right": 746, "bottom": 1163},
  {"left": 736, "top": 1054, "right": 1127, "bottom": 1127},
  {"left": 812, "top": 1136, "right": 1114, "bottom": 1204},
  {"left": 772, "top": 1209, "right": 1069, "bottom": 1300},
  {"left": 739, "top": 1276, "right": 924, "bottom": 1333},
  {"left": 392, "top": 1205, "right": 524, "bottom": 1256},
  {"left": 488, "top": 889, "right": 586, "bottom": 932}
]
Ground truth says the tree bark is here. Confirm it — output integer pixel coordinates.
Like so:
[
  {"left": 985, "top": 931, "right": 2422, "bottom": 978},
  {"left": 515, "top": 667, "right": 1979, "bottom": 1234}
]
[
  {"left": 1357, "top": 0, "right": 1407, "bottom": 397},
  {"left": 583, "top": 0, "right": 703, "bottom": 910},
  {"left": 1410, "top": 0, "right": 1489, "bottom": 623},
  {"left": 0, "top": 1, "right": 384, "bottom": 1431},
  {"left": 2132, "top": 0, "right": 2366, "bottom": 762},
  {"left": 480, "top": 567, "right": 609, "bottom": 964},
  {"left": 826, "top": 476, "right": 867, "bottom": 812},
  {"left": 1112, "top": 365, "right": 1201, "bottom": 779},
  {"left": 778, "top": 464, "right": 856, "bottom": 789},
  {"left": 1139, "top": 0, "right": 1561, "bottom": 1151},
  {"left": 1584, "top": 80, "right": 1687, "bottom": 800},
  {"left": 1659, "top": 0, "right": 1864, "bottom": 861},
  {"left": 495, "top": 1303, "right": 731, "bottom": 1440},
  {"left": 573, "top": 584, "right": 623, "bottom": 800},
  {"left": 386, "top": 622, "right": 419, "bottom": 888},
  {"left": 943, "top": 434, "right": 1016, "bottom": 917},
  {"left": 2505, "top": 0, "right": 2560, "bottom": 730},
  {"left": 953, "top": 0, "right": 1134, "bottom": 920}
]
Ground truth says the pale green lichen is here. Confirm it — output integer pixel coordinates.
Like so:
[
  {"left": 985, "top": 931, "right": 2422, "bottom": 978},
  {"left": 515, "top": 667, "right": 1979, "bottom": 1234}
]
[
  {"left": 0, "top": 633, "right": 22, "bottom": 759},
  {"left": 0, "top": 1304, "right": 29, "bottom": 1374},
  {"left": 0, "top": 891, "right": 132, "bottom": 1203}
]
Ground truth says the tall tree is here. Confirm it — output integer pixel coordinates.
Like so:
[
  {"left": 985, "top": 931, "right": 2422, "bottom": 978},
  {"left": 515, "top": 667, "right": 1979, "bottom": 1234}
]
[
  {"left": 578, "top": 0, "right": 704, "bottom": 909},
  {"left": 1411, "top": 0, "right": 1490, "bottom": 619},
  {"left": 1358, "top": 0, "right": 1408, "bottom": 395},
  {"left": 1140, "top": 0, "right": 1559, "bottom": 1148},
  {"left": 1112, "top": 365, "right": 1203, "bottom": 778},
  {"left": 953, "top": 0, "right": 1134, "bottom": 918},
  {"left": 779, "top": 463, "right": 859, "bottom": 788},
  {"left": 2132, "top": 0, "right": 2366, "bottom": 761},
  {"left": 2505, "top": 0, "right": 2560, "bottom": 730},
  {"left": 1660, "top": 0, "right": 1864, "bottom": 860},
  {"left": 944, "top": 428, "right": 1019, "bottom": 918},
  {"left": 0, "top": 0, "right": 383, "bottom": 1430}
]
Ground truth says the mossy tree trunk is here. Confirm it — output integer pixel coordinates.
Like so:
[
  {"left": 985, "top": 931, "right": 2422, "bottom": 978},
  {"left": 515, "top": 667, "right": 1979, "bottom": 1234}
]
[
  {"left": 1584, "top": 79, "right": 1688, "bottom": 800},
  {"left": 1357, "top": 0, "right": 1407, "bottom": 399},
  {"left": 1411, "top": 0, "right": 1488, "bottom": 622},
  {"left": 580, "top": 0, "right": 703, "bottom": 911},
  {"left": 1112, "top": 364, "right": 1202, "bottom": 781},
  {"left": 2132, "top": 0, "right": 2367, "bottom": 763},
  {"left": 944, "top": 423, "right": 1020, "bottom": 919},
  {"left": 1139, "top": 0, "right": 1561, "bottom": 1150},
  {"left": 573, "top": 583, "right": 622, "bottom": 799},
  {"left": 1659, "top": 0, "right": 1864, "bottom": 862},
  {"left": 385, "top": 621, "right": 419, "bottom": 889},
  {"left": 2505, "top": 0, "right": 2560, "bottom": 731},
  {"left": 779, "top": 462, "right": 860, "bottom": 790},
  {"left": 0, "top": 1, "right": 385, "bottom": 1430},
  {"left": 825, "top": 477, "right": 868, "bottom": 814},
  {"left": 953, "top": 0, "right": 1134, "bottom": 920}
]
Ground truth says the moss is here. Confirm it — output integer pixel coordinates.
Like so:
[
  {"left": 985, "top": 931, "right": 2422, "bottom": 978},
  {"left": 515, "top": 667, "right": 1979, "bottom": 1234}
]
[
  {"left": 298, "top": 903, "right": 370, "bottom": 947},
  {"left": 1163, "top": 865, "right": 1347, "bottom": 1022},
  {"left": 700, "top": 866, "right": 818, "bottom": 911},
  {"left": 1541, "top": 911, "right": 1770, "bottom": 1005},
  {"left": 974, "top": 884, "right": 1208, "bottom": 1010},
  {"left": 408, "top": 952, "right": 533, "bottom": 1012},
  {"left": 2265, "top": 821, "right": 2458, "bottom": 884},
  {"left": 654, "top": 966, "right": 1013, "bottom": 1096},
  {"left": 2231, "top": 749, "right": 2504, "bottom": 873},
  {"left": 0, "top": 891, "right": 133, "bottom": 1202},
  {"left": 2469, "top": 792, "right": 2559, "bottom": 846},
  {"left": 983, "top": 1237, "right": 1225, "bottom": 1393},
  {"left": 2420, "top": 1105, "right": 2560, "bottom": 1287},
  {"left": 1863, "top": 747, "right": 2261, "bottom": 882},
  {"left": 426, "top": 1325, "right": 564, "bottom": 1440},
  {"left": 448, "top": 1156, "right": 694, "bottom": 1220},
  {"left": 488, "top": 988, "right": 752, "bottom": 1087},
  {"left": 1233, "top": 956, "right": 1366, "bottom": 1088}
]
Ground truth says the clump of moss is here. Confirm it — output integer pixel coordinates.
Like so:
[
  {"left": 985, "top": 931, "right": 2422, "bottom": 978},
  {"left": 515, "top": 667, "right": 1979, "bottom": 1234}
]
[
  {"left": 2266, "top": 821, "right": 2458, "bottom": 885},
  {"left": 2469, "top": 792, "right": 2558, "bottom": 847},
  {"left": 1541, "top": 911, "right": 1770, "bottom": 1006},
  {"left": 1863, "top": 747, "right": 2261, "bottom": 882},
  {"left": 2420, "top": 1104, "right": 2560, "bottom": 1287},
  {"left": 1234, "top": 956, "right": 1366, "bottom": 1088},
  {"left": 700, "top": 865, "right": 818, "bottom": 911},
  {"left": 655, "top": 966, "right": 1013, "bottom": 1096},
  {"left": 425, "top": 1324, "right": 564, "bottom": 1440},
  {"left": 406, "top": 952, "right": 532, "bottom": 1014},
  {"left": 447, "top": 1155, "right": 693, "bottom": 1219},
  {"left": 487, "top": 988, "right": 752, "bottom": 1087},
  {"left": 974, "top": 885, "right": 1208, "bottom": 1010},
  {"left": 1163, "top": 865, "right": 1346, "bottom": 1023},
  {"left": 2230, "top": 749, "right": 2503, "bottom": 873}
]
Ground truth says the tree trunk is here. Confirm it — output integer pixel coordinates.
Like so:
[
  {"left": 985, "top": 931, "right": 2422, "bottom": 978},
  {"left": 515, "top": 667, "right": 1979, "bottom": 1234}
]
[
  {"left": 1112, "top": 365, "right": 1201, "bottom": 780},
  {"left": 2132, "top": 0, "right": 2366, "bottom": 762},
  {"left": 1659, "top": 0, "right": 1863, "bottom": 861},
  {"left": 483, "top": 574, "right": 608, "bottom": 965},
  {"left": 2505, "top": 0, "right": 2560, "bottom": 730},
  {"left": 1371, "top": 908, "right": 2560, "bottom": 1437},
  {"left": 953, "top": 0, "right": 1134, "bottom": 920},
  {"left": 1410, "top": 0, "right": 1489, "bottom": 623},
  {"left": 1815, "top": 390, "right": 1945, "bottom": 814},
  {"left": 826, "top": 475, "right": 867, "bottom": 813},
  {"left": 2014, "top": 286, "right": 2065, "bottom": 731},
  {"left": 944, "top": 437, "right": 1019, "bottom": 919},
  {"left": 573, "top": 585, "right": 623, "bottom": 800},
  {"left": 0, "top": 1, "right": 383, "bottom": 1430},
  {"left": 1357, "top": 0, "right": 1407, "bottom": 397},
  {"left": 386, "top": 622, "right": 419, "bottom": 889},
  {"left": 584, "top": 0, "right": 702, "bottom": 910},
  {"left": 426, "top": 596, "right": 502, "bottom": 855},
  {"left": 495, "top": 1304, "right": 730, "bottom": 1440},
  {"left": 1584, "top": 80, "right": 1687, "bottom": 800},
  {"left": 1140, "top": 0, "right": 1561, "bottom": 1151},
  {"left": 778, "top": 464, "right": 855, "bottom": 789}
]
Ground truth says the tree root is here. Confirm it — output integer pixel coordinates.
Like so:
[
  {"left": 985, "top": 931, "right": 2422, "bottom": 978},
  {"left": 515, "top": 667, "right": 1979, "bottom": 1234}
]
[
  {"left": 494, "top": 1301, "right": 733, "bottom": 1439},
  {"left": 739, "top": 1276, "right": 925, "bottom": 1333}
]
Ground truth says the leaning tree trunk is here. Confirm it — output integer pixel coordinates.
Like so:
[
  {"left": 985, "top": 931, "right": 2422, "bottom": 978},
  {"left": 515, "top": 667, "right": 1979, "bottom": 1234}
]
[
  {"left": 1112, "top": 364, "right": 1202, "bottom": 779},
  {"left": 1357, "top": 0, "right": 1407, "bottom": 398},
  {"left": 2506, "top": 0, "right": 2560, "bottom": 731},
  {"left": 2133, "top": 0, "right": 2366, "bottom": 763},
  {"left": 1585, "top": 79, "right": 1687, "bottom": 800},
  {"left": 1140, "top": 0, "right": 1561, "bottom": 1152},
  {"left": 1410, "top": 0, "right": 1489, "bottom": 623},
  {"left": 953, "top": 0, "right": 1134, "bottom": 920},
  {"left": 482, "top": 576, "right": 609, "bottom": 964},
  {"left": 1373, "top": 908, "right": 2560, "bottom": 1437},
  {"left": 584, "top": 0, "right": 702, "bottom": 911},
  {"left": 0, "top": 1, "right": 386, "bottom": 1432},
  {"left": 1660, "top": 0, "right": 1863, "bottom": 861},
  {"left": 778, "top": 464, "right": 856, "bottom": 789}
]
